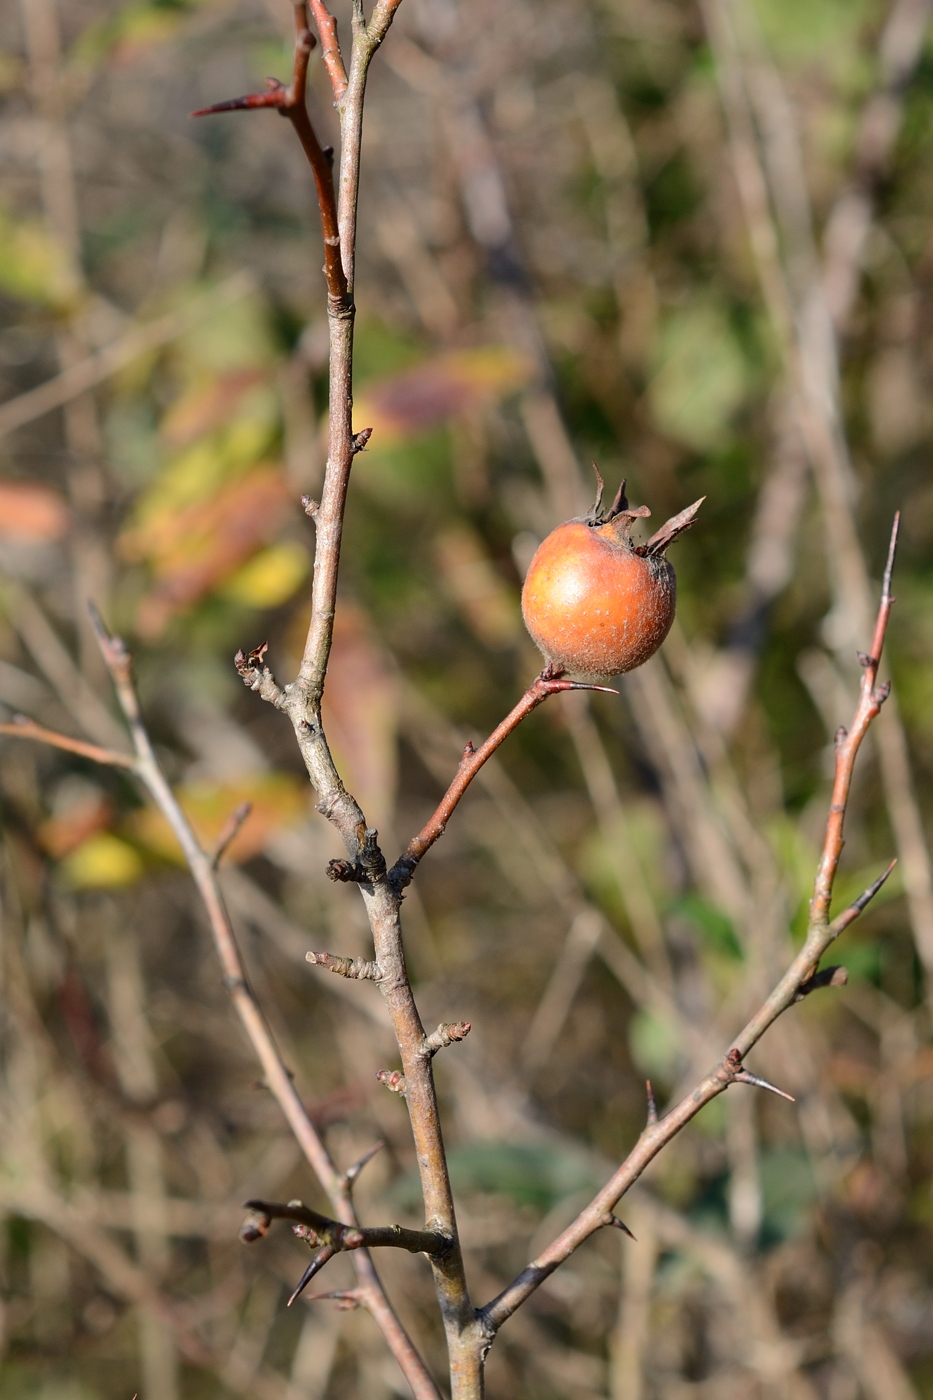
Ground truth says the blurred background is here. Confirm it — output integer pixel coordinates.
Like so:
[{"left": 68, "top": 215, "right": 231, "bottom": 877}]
[{"left": 1, "top": 0, "right": 933, "bottom": 1396}]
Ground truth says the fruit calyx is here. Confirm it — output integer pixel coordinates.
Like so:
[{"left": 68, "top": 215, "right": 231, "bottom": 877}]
[{"left": 584, "top": 463, "right": 705, "bottom": 558}]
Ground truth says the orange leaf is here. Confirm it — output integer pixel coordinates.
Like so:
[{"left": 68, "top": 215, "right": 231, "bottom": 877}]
[
  {"left": 320, "top": 604, "right": 399, "bottom": 831},
  {"left": 0, "top": 480, "right": 70, "bottom": 542},
  {"left": 354, "top": 347, "right": 532, "bottom": 444},
  {"left": 128, "top": 464, "right": 291, "bottom": 636},
  {"left": 160, "top": 368, "right": 268, "bottom": 448}
]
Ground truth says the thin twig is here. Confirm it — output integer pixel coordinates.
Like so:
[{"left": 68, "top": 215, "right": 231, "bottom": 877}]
[
  {"left": 308, "top": 0, "right": 348, "bottom": 101},
  {"left": 80, "top": 605, "right": 440, "bottom": 1400},
  {"left": 210, "top": 801, "right": 252, "bottom": 869},
  {"left": 390, "top": 668, "right": 617, "bottom": 890},
  {"left": 0, "top": 716, "right": 135, "bottom": 768}
]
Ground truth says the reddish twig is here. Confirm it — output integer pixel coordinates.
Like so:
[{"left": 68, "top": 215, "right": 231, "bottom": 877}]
[
  {"left": 389, "top": 667, "right": 618, "bottom": 890},
  {"left": 192, "top": 4, "right": 347, "bottom": 306},
  {"left": 478, "top": 516, "right": 900, "bottom": 1340},
  {"left": 810, "top": 514, "right": 898, "bottom": 927},
  {"left": 308, "top": 0, "right": 348, "bottom": 101},
  {"left": 0, "top": 715, "right": 135, "bottom": 769}
]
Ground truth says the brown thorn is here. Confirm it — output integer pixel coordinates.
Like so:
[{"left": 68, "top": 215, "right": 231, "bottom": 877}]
[
  {"left": 732, "top": 1069, "right": 795, "bottom": 1103},
  {"left": 548, "top": 679, "right": 619, "bottom": 696},
  {"left": 882, "top": 511, "right": 900, "bottom": 603},
  {"left": 288, "top": 1245, "right": 336, "bottom": 1306},
  {"left": 794, "top": 965, "right": 848, "bottom": 1002},
  {"left": 829, "top": 858, "right": 897, "bottom": 935},
  {"left": 606, "top": 1215, "right": 637, "bottom": 1241},
  {"left": 191, "top": 91, "right": 287, "bottom": 118},
  {"left": 303, "top": 1289, "right": 363, "bottom": 1310},
  {"left": 344, "top": 1141, "right": 384, "bottom": 1187},
  {"left": 645, "top": 1079, "right": 658, "bottom": 1126}
]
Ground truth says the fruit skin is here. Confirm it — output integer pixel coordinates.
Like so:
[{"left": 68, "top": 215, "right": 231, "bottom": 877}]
[{"left": 520, "top": 486, "right": 703, "bottom": 679}]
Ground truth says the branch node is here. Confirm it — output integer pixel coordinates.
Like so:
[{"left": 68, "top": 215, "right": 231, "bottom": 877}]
[
  {"left": 422, "top": 1021, "right": 472, "bottom": 1057},
  {"left": 604, "top": 1214, "right": 636, "bottom": 1241},
  {"left": 834, "top": 725, "right": 847, "bottom": 750},
  {"left": 725, "top": 1050, "right": 795, "bottom": 1102},
  {"left": 857, "top": 650, "right": 875, "bottom": 669},
  {"left": 301, "top": 495, "right": 319, "bottom": 518},
  {"left": 326, "top": 858, "right": 365, "bottom": 883},
  {"left": 306, "top": 951, "right": 382, "bottom": 981},
  {"left": 234, "top": 643, "right": 286, "bottom": 708},
  {"left": 376, "top": 1069, "right": 407, "bottom": 1097},
  {"left": 352, "top": 427, "right": 373, "bottom": 453}
]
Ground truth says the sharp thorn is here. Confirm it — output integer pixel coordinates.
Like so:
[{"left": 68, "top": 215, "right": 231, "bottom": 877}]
[
  {"left": 732, "top": 1069, "right": 795, "bottom": 1103},
  {"left": 287, "top": 1246, "right": 335, "bottom": 1306}
]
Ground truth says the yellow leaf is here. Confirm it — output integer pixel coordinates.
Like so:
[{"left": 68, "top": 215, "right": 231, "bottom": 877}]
[
  {"left": 220, "top": 541, "right": 309, "bottom": 608},
  {"left": 129, "top": 774, "right": 307, "bottom": 864},
  {"left": 0, "top": 207, "right": 79, "bottom": 309},
  {"left": 61, "top": 834, "right": 144, "bottom": 889},
  {"left": 354, "top": 346, "right": 533, "bottom": 445}
]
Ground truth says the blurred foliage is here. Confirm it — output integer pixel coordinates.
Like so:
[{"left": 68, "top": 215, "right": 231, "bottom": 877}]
[{"left": 1, "top": 0, "right": 933, "bottom": 1396}]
